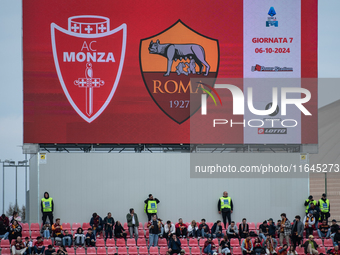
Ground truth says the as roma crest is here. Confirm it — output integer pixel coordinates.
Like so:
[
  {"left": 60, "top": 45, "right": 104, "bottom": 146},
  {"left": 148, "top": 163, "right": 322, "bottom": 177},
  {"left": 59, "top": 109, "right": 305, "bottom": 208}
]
[
  {"left": 51, "top": 15, "right": 127, "bottom": 123},
  {"left": 140, "top": 20, "right": 219, "bottom": 124}
]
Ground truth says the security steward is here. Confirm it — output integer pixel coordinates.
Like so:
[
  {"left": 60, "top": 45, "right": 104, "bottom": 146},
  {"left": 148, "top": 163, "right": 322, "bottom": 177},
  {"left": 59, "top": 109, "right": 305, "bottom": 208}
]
[
  {"left": 41, "top": 191, "right": 54, "bottom": 225},
  {"left": 144, "top": 194, "right": 160, "bottom": 221},
  {"left": 218, "top": 191, "right": 233, "bottom": 229},
  {"left": 318, "top": 193, "right": 330, "bottom": 222}
]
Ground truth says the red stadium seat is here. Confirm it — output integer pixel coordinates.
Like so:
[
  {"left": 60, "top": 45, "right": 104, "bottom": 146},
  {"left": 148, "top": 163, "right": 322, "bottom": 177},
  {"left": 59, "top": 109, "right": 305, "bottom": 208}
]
[
  {"left": 138, "top": 222, "right": 144, "bottom": 230},
  {"left": 116, "top": 239, "right": 126, "bottom": 247},
  {"left": 22, "top": 231, "right": 30, "bottom": 239},
  {"left": 181, "top": 239, "right": 188, "bottom": 247},
  {"left": 159, "top": 247, "right": 168, "bottom": 255},
  {"left": 82, "top": 222, "right": 91, "bottom": 230},
  {"left": 295, "top": 246, "right": 305, "bottom": 254},
  {"left": 72, "top": 223, "right": 81, "bottom": 231},
  {"left": 324, "top": 239, "right": 333, "bottom": 247},
  {"left": 212, "top": 239, "right": 219, "bottom": 247},
  {"left": 183, "top": 247, "right": 190, "bottom": 254},
  {"left": 123, "top": 222, "right": 128, "bottom": 229},
  {"left": 233, "top": 247, "right": 242, "bottom": 255},
  {"left": 87, "top": 247, "right": 96, "bottom": 255},
  {"left": 107, "top": 247, "right": 117, "bottom": 255},
  {"left": 138, "top": 246, "right": 148, "bottom": 255},
  {"left": 256, "top": 222, "right": 261, "bottom": 230},
  {"left": 189, "top": 238, "right": 199, "bottom": 247},
  {"left": 144, "top": 222, "right": 149, "bottom": 230},
  {"left": 97, "top": 247, "right": 107, "bottom": 255},
  {"left": 199, "top": 238, "right": 207, "bottom": 247},
  {"left": 157, "top": 238, "right": 167, "bottom": 247},
  {"left": 105, "top": 238, "right": 115, "bottom": 247},
  {"left": 128, "top": 246, "right": 138, "bottom": 255},
  {"left": 191, "top": 247, "right": 201, "bottom": 255},
  {"left": 137, "top": 238, "right": 147, "bottom": 247},
  {"left": 138, "top": 230, "right": 145, "bottom": 238},
  {"left": 145, "top": 230, "right": 149, "bottom": 238},
  {"left": 317, "top": 247, "right": 326, "bottom": 254},
  {"left": 313, "top": 230, "right": 319, "bottom": 238},
  {"left": 127, "top": 238, "right": 136, "bottom": 247},
  {"left": 22, "top": 223, "right": 29, "bottom": 231},
  {"left": 44, "top": 239, "right": 53, "bottom": 246},
  {"left": 30, "top": 223, "right": 40, "bottom": 231},
  {"left": 207, "top": 222, "right": 213, "bottom": 229},
  {"left": 231, "top": 238, "right": 240, "bottom": 247},
  {"left": 76, "top": 247, "right": 86, "bottom": 255},
  {"left": 117, "top": 247, "right": 128, "bottom": 255},
  {"left": 31, "top": 231, "right": 40, "bottom": 239},
  {"left": 314, "top": 239, "right": 322, "bottom": 246},
  {"left": 96, "top": 239, "right": 105, "bottom": 247},
  {"left": 249, "top": 222, "right": 255, "bottom": 230},
  {"left": 149, "top": 246, "right": 159, "bottom": 255},
  {"left": 62, "top": 223, "right": 72, "bottom": 231},
  {"left": 0, "top": 239, "right": 11, "bottom": 248},
  {"left": 1, "top": 248, "right": 11, "bottom": 255},
  {"left": 66, "top": 248, "right": 75, "bottom": 255}
]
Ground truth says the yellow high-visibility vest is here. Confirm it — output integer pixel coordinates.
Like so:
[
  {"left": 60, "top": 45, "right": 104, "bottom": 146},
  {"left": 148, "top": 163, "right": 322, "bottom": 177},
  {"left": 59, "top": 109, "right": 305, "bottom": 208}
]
[
  {"left": 41, "top": 197, "right": 53, "bottom": 212},
  {"left": 220, "top": 197, "right": 231, "bottom": 209}
]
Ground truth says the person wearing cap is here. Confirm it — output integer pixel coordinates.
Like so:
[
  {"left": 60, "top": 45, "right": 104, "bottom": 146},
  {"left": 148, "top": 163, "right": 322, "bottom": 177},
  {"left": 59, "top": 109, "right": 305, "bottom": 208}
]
[
  {"left": 167, "top": 233, "right": 182, "bottom": 255},
  {"left": 278, "top": 213, "right": 291, "bottom": 247},
  {"left": 41, "top": 192, "right": 54, "bottom": 226},
  {"left": 144, "top": 194, "right": 160, "bottom": 221},
  {"left": 303, "top": 211, "right": 315, "bottom": 238},
  {"left": 180, "top": 249, "right": 186, "bottom": 255},
  {"left": 291, "top": 215, "right": 304, "bottom": 246},
  {"left": 331, "top": 220, "right": 339, "bottom": 244},
  {"left": 304, "top": 196, "right": 317, "bottom": 215},
  {"left": 45, "top": 245, "right": 57, "bottom": 255},
  {"left": 299, "top": 235, "right": 319, "bottom": 255},
  {"left": 259, "top": 220, "right": 269, "bottom": 241},
  {"left": 267, "top": 218, "right": 276, "bottom": 238},
  {"left": 218, "top": 191, "right": 233, "bottom": 229},
  {"left": 318, "top": 193, "right": 330, "bottom": 222},
  {"left": 317, "top": 219, "right": 331, "bottom": 239}
]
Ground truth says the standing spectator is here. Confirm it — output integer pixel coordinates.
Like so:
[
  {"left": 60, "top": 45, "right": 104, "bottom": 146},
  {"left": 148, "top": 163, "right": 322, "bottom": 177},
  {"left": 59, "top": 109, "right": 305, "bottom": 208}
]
[
  {"left": 264, "top": 235, "right": 277, "bottom": 255},
  {"left": 303, "top": 211, "right": 315, "bottom": 238},
  {"left": 175, "top": 218, "right": 188, "bottom": 238},
  {"left": 330, "top": 219, "right": 339, "bottom": 244},
  {"left": 220, "top": 235, "right": 231, "bottom": 255},
  {"left": 24, "top": 236, "right": 33, "bottom": 255},
  {"left": 114, "top": 221, "right": 127, "bottom": 239},
  {"left": 309, "top": 204, "right": 321, "bottom": 228},
  {"left": 259, "top": 221, "right": 269, "bottom": 241},
  {"left": 41, "top": 222, "right": 51, "bottom": 239},
  {"left": 0, "top": 218, "right": 9, "bottom": 240},
  {"left": 318, "top": 219, "right": 331, "bottom": 239},
  {"left": 241, "top": 235, "right": 253, "bottom": 255},
  {"left": 90, "top": 213, "right": 103, "bottom": 237},
  {"left": 144, "top": 194, "right": 160, "bottom": 221},
  {"left": 253, "top": 237, "right": 264, "bottom": 255},
  {"left": 239, "top": 218, "right": 249, "bottom": 239},
  {"left": 33, "top": 236, "right": 45, "bottom": 255},
  {"left": 62, "top": 230, "right": 72, "bottom": 247},
  {"left": 85, "top": 228, "right": 96, "bottom": 247},
  {"left": 279, "top": 213, "right": 291, "bottom": 247},
  {"left": 45, "top": 245, "right": 57, "bottom": 255},
  {"left": 304, "top": 196, "right": 317, "bottom": 215},
  {"left": 277, "top": 244, "right": 288, "bottom": 255},
  {"left": 199, "top": 219, "right": 211, "bottom": 239},
  {"left": 227, "top": 221, "right": 239, "bottom": 239},
  {"left": 9, "top": 220, "right": 22, "bottom": 244},
  {"left": 126, "top": 209, "right": 139, "bottom": 241},
  {"left": 267, "top": 219, "right": 276, "bottom": 238},
  {"left": 12, "top": 236, "right": 26, "bottom": 255},
  {"left": 187, "top": 220, "right": 199, "bottom": 239},
  {"left": 74, "top": 228, "right": 85, "bottom": 247},
  {"left": 41, "top": 192, "right": 53, "bottom": 225},
  {"left": 299, "top": 235, "right": 319, "bottom": 255},
  {"left": 218, "top": 191, "right": 233, "bottom": 229},
  {"left": 291, "top": 215, "right": 304, "bottom": 247},
  {"left": 334, "top": 228, "right": 340, "bottom": 247},
  {"left": 167, "top": 234, "right": 181, "bottom": 255},
  {"left": 203, "top": 237, "right": 217, "bottom": 255},
  {"left": 52, "top": 218, "right": 64, "bottom": 238},
  {"left": 211, "top": 220, "right": 224, "bottom": 239},
  {"left": 318, "top": 193, "right": 330, "bottom": 223},
  {"left": 104, "top": 212, "right": 115, "bottom": 240},
  {"left": 287, "top": 245, "right": 297, "bottom": 255},
  {"left": 275, "top": 220, "right": 281, "bottom": 238},
  {"left": 148, "top": 215, "right": 162, "bottom": 248},
  {"left": 164, "top": 220, "right": 176, "bottom": 240}
]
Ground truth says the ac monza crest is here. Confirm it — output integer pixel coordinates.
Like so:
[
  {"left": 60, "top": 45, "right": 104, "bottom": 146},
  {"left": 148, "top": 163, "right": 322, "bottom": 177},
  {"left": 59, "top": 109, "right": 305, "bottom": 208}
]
[
  {"left": 51, "top": 15, "right": 127, "bottom": 123},
  {"left": 140, "top": 20, "right": 219, "bottom": 124}
]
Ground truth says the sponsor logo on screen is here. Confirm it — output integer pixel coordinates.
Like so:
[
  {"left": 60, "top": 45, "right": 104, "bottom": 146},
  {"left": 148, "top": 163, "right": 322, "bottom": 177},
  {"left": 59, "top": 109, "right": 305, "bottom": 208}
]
[
  {"left": 140, "top": 20, "right": 219, "bottom": 124},
  {"left": 266, "top": 7, "right": 278, "bottom": 27},
  {"left": 258, "top": 128, "right": 287, "bottom": 134},
  {"left": 251, "top": 64, "right": 293, "bottom": 72},
  {"left": 51, "top": 16, "right": 127, "bottom": 123}
]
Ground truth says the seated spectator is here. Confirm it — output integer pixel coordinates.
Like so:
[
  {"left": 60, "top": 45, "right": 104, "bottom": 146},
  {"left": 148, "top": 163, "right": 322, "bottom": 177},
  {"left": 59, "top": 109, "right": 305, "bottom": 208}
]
[
  {"left": 114, "top": 221, "right": 127, "bottom": 239},
  {"left": 62, "top": 230, "right": 72, "bottom": 247},
  {"left": 303, "top": 211, "right": 315, "bottom": 238},
  {"left": 57, "top": 245, "right": 68, "bottom": 255},
  {"left": 253, "top": 237, "right": 264, "bottom": 255},
  {"left": 0, "top": 214, "right": 9, "bottom": 227},
  {"left": 24, "top": 236, "right": 32, "bottom": 255},
  {"left": 12, "top": 236, "right": 26, "bottom": 255},
  {"left": 9, "top": 211, "right": 22, "bottom": 225},
  {"left": 175, "top": 218, "right": 188, "bottom": 238},
  {"left": 277, "top": 244, "right": 288, "bottom": 255},
  {"left": 199, "top": 219, "right": 211, "bottom": 239},
  {"left": 203, "top": 237, "right": 217, "bottom": 255},
  {"left": 227, "top": 221, "right": 239, "bottom": 239},
  {"left": 333, "top": 228, "right": 340, "bottom": 247},
  {"left": 259, "top": 221, "right": 269, "bottom": 241},
  {"left": 328, "top": 245, "right": 340, "bottom": 255},
  {"left": 0, "top": 218, "right": 9, "bottom": 240},
  {"left": 126, "top": 209, "right": 138, "bottom": 241},
  {"left": 85, "top": 228, "right": 96, "bottom": 247},
  {"left": 33, "top": 236, "right": 45, "bottom": 255},
  {"left": 180, "top": 250, "right": 186, "bottom": 255},
  {"left": 188, "top": 220, "right": 199, "bottom": 239},
  {"left": 239, "top": 218, "right": 250, "bottom": 239},
  {"left": 291, "top": 215, "right": 304, "bottom": 247},
  {"left": 90, "top": 213, "right": 103, "bottom": 237},
  {"left": 318, "top": 219, "right": 331, "bottom": 239},
  {"left": 52, "top": 218, "right": 64, "bottom": 238},
  {"left": 211, "top": 220, "right": 224, "bottom": 239},
  {"left": 9, "top": 219, "right": 22, "bottom": 244},
  {"left": 104, "top": 212, "right": 115, "bottom": 240},
  {"left": 148, "top": 215, "right": 162, "bottom": 248},
  {"left": 45, "top": 245, "right": 57, "bottom": 255},
  {"left": 264, "top": 235, "right": 277, "bottom": 255},
  {"left": 41, "top": 222, "right": 51, "bottom": 239},
  {"left": 299, "top": 235, "right": 319, "bottom": 255},
  {"left": 267, "top": 219, "right": 276, "bottom": 238},
  {"left": 220, "top": 235, "right": 231, "bottom": 255},
  {"left": 331, "top": 220, "right": 339, "bottom": 244},
  {"left": 164, "top": 220, "right": 176, "bottom": 240},
  {"left": 74, "top": 227, "right": 85, "bottom": 247},
  {"left": 287, "top": 245, "right": 297, "bottom": 255},
  {"left": 241, "top": 235, "right": 253, "bottom": 255},
  {"left": 167, "top": 234, "right": 182, "bottom": 255}
]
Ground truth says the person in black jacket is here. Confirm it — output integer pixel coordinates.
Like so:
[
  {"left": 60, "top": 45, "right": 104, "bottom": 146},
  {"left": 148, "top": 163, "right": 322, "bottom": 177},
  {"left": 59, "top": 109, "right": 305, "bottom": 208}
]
[
  {"left": 291, "top": 215, "right": 304, "bottom": 247},
  {"left": 167, "top": 234, "right": 181, "bottom": 255},
  {"left": 211, "top": 220, "right": 224, "bottom": 239},
  {"left": 299, "top": 235, "right": 318, "bottom": 255},
  {"left": 220, "top": 235, "right": 231, "bottom": 255},
  {"left": 331, "top": 220, "right": 339, "bottom": 244},
  {"left": 239, "top": 218, "right": 249, "bottom": 239},
  {"left": 334, "top": 228, "right": 340, "bottom": 247},
  {"left": 114, "top": 221, "right": 127, "bottom": 239}
]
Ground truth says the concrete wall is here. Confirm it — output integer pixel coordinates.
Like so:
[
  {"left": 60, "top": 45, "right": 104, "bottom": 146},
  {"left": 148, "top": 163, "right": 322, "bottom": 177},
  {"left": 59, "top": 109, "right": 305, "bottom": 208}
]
[{"left": 29, "top": 153, "right": 308, "bottom": 226}]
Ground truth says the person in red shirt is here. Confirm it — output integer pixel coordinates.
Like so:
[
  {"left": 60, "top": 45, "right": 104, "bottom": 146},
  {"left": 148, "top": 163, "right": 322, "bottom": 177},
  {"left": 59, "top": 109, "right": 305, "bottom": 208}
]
[
  {"left": 175, "top": 218, "right": 188, "bottom": 238},
  {"left": 329, "top": 245, "right": 340, "bottom": 255},
  {"left": 203, "top": 237, "right": 217, "bottom": 255},
  {"left": 33, "top": 236, "right": 45, "bottom": 255},
  {"left": 12, "top": 236, "right": 26, "bottom": 255}
]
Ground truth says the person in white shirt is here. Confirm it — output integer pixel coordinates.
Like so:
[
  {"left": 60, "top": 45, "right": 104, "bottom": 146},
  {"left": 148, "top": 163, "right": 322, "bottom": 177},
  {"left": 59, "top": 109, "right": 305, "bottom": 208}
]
[
  {"left": 303, "top": 211, "right": 315, "bottom": 238},
  {"left": 188, "top": 220, "right": 199, "bottom": 238},
  {"left": 163, "top": 220, "right": 175, "bottom": 240}
]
